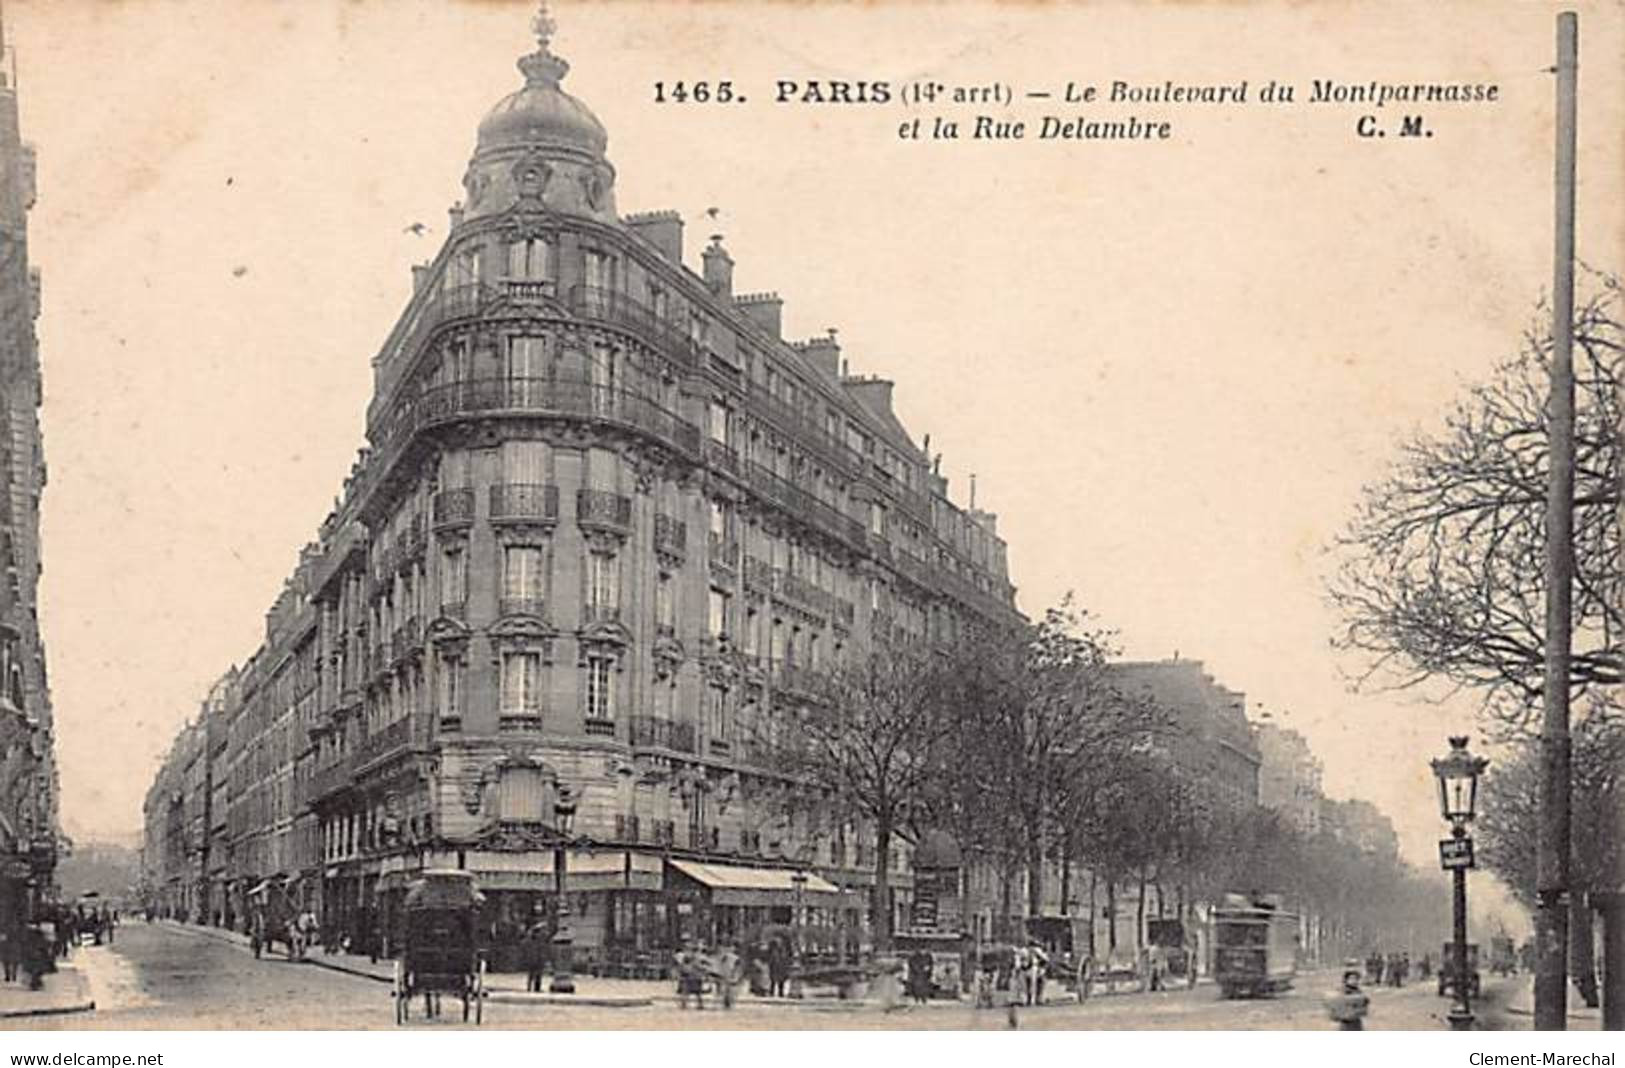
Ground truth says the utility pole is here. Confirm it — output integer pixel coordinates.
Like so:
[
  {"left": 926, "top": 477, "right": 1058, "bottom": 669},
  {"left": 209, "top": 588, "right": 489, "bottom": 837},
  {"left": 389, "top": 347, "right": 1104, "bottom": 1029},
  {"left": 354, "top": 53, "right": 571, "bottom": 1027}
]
[{"left": 1535, "top": 9, "right": 1578, "bottom": 1033}]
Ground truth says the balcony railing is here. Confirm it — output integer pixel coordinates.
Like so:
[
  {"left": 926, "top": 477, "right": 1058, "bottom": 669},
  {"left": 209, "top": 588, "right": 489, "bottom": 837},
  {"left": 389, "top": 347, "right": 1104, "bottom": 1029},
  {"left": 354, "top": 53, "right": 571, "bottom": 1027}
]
[
  {"left": 503, "top": 279, "right": 555, "bottom": 302},
  {"left": 568, "top": 285, "right": 698, "bottom": 370},
  {"left": 490, "top": 482, "right": 559, "bottom": 524},
  {"left": 582, "top": 602, "right": 622, "bottom": 626},
  {"left": 498, "top": 596, "right": 546, "bottom": 619},
  {"left": 584, "top": 717, "right": 617, "bottom": 738},
  {"left": 703, "top": 439, "right": 742, "bottom": 478},
  {"left": 653, "top": 514, "right": 686, "bottom": 557},
  {"left": 373, "top": 377, "right": 701, "bottom": 464},
  {"left": 577, "top": 489, "right": 632, "bottom": 533},
  {"left": 743, "top": 555, "right": 774, "bottom": 593},
  {"left": 743, "top": 460, "right": 868, "bottom": 552},
  {"left": 629, "top": 715, "right": 697, "bottom": 754},
  {"left": 432, "top": 488, "right": 475, "bottom": 527},
  {"left": 356, "top": 716, "right": 412, "bottom": 768},
  {"left": 707, "top": 533, "right": 738, "bottom": 571},
  {"left": 308, "top": 755, "right": 356, "bottom": 803},
  {"left": 746, "top": 379, "right": 866, "bottom": 478}
]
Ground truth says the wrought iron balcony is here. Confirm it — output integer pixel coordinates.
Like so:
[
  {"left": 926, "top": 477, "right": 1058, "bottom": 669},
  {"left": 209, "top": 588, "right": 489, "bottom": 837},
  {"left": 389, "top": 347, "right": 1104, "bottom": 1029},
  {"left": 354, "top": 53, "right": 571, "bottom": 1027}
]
[
  {"left": 577, "top": 489, "right": 632, "bottom": 533},
  {"left": 431, "top": 488, "right": 475, "bottom": 528},
  {"left": 356, "top": 716, "right": 412, "bottom": 768},
  {"left": 499, "top": 595, "right": 546, "bottom": 619},
  {"left": 374, "top": 377, "right": 701, "bottom": 465},
  {"left": 703, "top": 439, "right": 742, "bottom": 478},
  {"left": 743, "top": 555, "right": 774, "bottom": 593},
  {"left": 629, "top": 715, "right": 697, "bottom": 754},
  {"left": 584, "top": 716, "right": 617, "bottom": 738},
  {"left": 490, "top": 483, "right": 559, "bottom": 525},
  {"left": 582, "top": 602, "right": 622, "bottom": 626},
  {"left": 653, "top": 514, "right": 686, "bottom": 557},
  {"left": 568, "top": 285, "right": 697, "bottom": 370},
  {"left": 707, "top": 533, "right": 739, "bottom": 571}
]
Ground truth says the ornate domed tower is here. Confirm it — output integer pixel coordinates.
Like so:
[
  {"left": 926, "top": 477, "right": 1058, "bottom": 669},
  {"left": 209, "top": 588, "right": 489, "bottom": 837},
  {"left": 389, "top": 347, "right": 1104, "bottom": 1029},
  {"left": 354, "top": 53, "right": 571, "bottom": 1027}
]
[{"left": 462, "top": 6, "right": 617, "bottom": 226}]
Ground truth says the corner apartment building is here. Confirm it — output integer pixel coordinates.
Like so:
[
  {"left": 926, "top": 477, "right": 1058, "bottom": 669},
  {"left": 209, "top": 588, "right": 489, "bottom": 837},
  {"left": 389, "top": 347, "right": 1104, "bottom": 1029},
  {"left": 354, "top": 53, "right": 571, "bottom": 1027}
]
[
  {"left": 0, "top": 14, "right": 58, "bottom": 927},
  {"left": 148, "top": 13, "right": 1022, "bottom": 962}
]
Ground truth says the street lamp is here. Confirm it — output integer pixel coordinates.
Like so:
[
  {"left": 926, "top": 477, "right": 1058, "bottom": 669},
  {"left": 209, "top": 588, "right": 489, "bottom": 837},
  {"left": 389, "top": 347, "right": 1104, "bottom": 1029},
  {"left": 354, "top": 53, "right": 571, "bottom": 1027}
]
[
  {"left": 1430, "top": 735, "right": 1489, "bottom": 1032},
  {"left": 550, "top": 784, "right": 577, "bottom": 994}
]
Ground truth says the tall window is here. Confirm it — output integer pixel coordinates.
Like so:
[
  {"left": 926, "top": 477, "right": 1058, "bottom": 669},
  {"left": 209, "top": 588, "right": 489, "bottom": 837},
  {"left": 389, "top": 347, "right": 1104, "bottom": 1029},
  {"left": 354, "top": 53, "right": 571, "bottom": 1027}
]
[
  {"left": 506, "top": 337, "right": 547, "bottom": 405},
  {"left": 439, "top": 546, "right": 466, "bottom": 609},
  {"left": 707, "top": 684, "right": 729, "bottom": 745},
  {"left": 869, "top": 501, "right": 886, "bottom": 536},
  {"left": 501, "top": 439, "right": 549, "bottom": 484},
  {"left": 743, "top": 607, "right": 759, "bottom": 656},
  {"left": 451, "top": 246, "right": 481, "bottom": 289},
  {"left": 584, "top": 655, "right": 613, "bottom": 721},
  {"left": 707, "top": 401, "right": 730, "bottom": 445},
  {"left": 508, "top": 238, "right": 550, "bottom": 283},
  {"left": 500, "top": 652, "right": 542, "bottom": 716},
  {"left": 436, "top": 655, "right": 462, "bottom": 723},
  {"left": 655, "top": 573, "right": 675, "bottom": 633},
  {"left": 502, "top": 545, "right": 545, "bottom": 609},
  {"left": 708, "top": 588, "right": 731, "bottom": 641},
  {"left": 583, "top": 249, "right": 614, "bottom": 291},
  {"left": 590, "top": 342, "right": 618, "bottom": 413},
  {"left": 587, "top": 553, "right": 619, "bottom": 617}
]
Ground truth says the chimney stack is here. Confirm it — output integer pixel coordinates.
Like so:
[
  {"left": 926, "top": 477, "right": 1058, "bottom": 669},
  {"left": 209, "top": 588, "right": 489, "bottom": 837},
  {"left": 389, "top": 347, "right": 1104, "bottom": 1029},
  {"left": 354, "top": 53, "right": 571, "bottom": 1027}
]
[
  {"left": 702, "top": 234, "right": 733, "bottom": 299},
  {"left": 736, "top": 292, "right": 783, "bottom": 338},
  {"left": 625, "top": 210, "right": 684, "bottom": 265}
]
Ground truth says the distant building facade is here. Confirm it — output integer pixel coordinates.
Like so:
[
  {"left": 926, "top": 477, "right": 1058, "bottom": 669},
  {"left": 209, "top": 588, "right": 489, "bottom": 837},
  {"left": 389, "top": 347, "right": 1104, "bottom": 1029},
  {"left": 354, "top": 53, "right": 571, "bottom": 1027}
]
[
  {"left": 1254, "top": 719, "right": 1323, "bottom": 835},
  {"left": 1106, "top": 659, "right": 1261, "bottom": 809},
  {"left": 0, "top": 15, "right": 59, "bottom": 927}
]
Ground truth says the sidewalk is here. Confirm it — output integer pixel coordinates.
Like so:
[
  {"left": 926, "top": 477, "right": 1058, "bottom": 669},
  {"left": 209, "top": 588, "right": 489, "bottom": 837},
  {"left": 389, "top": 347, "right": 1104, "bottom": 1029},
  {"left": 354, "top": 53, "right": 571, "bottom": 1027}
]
[
  {"left": 0, "top": 961, "right": 95, "bottom": 1020},
  {"left": 1502, "top": 976, "right": 1604, "bottom": 1027}
]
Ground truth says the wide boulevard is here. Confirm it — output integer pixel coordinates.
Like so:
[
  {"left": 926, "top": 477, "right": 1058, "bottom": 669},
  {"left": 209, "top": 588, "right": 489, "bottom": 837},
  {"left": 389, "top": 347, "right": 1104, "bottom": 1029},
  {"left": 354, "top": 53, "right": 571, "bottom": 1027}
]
[{"left": 6, "top": 922, "right": 1533, "bottom": 1031}]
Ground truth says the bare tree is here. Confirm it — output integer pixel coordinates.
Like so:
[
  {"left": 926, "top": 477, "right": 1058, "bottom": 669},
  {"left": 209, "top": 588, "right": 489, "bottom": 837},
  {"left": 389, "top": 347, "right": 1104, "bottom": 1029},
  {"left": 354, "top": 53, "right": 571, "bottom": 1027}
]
[
  {"left": 756, "top": 639, "right": 954, "bottom": 950},
  {"left": 1328, "top": 274, "right": 1621, "bottom": 735}
]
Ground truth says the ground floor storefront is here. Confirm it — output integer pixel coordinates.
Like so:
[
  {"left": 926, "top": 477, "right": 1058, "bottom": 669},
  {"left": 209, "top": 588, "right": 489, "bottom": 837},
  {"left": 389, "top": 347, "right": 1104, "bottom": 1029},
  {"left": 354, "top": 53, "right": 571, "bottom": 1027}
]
[{"left": 317, "top": 849, "right": 879, "bottom": 973}]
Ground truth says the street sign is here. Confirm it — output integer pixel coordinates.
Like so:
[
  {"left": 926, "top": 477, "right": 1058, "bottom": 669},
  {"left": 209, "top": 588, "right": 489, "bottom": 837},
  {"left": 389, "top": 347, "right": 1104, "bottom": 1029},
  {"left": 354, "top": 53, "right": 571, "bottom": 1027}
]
[{"left": 1439, "top": 837, "right": 1475, "bottom": 870}]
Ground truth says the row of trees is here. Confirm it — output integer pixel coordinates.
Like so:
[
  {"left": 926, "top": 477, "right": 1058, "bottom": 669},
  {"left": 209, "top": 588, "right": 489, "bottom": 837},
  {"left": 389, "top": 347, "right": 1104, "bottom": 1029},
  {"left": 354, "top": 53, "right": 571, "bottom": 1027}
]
[
  {"left": 1330, "top": 271, "right": 1622, "bottom": 1004},
  {"left": 758, "top": 597, "right": 1435, "bottom": 956}
]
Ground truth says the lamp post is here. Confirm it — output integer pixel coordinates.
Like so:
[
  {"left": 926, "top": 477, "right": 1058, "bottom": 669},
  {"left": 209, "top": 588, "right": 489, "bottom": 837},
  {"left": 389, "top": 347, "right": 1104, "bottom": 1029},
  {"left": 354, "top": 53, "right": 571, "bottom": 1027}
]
[
  {"left": 1431, "top": 736, "right": 1489, "bottom": 1032},
  {"left": 550, "top": 785, "right": 577, "bottom": 994}
]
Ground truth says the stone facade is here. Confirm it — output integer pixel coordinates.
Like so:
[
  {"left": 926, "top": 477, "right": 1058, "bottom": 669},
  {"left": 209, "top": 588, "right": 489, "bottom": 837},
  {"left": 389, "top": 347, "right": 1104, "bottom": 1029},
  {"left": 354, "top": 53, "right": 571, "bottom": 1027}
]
[
  {"left": 145, "top": 12, "right": 1021, "bottom": 960},
  {"left": 0, "top": 14, "right": 59, "bottom": 926}
]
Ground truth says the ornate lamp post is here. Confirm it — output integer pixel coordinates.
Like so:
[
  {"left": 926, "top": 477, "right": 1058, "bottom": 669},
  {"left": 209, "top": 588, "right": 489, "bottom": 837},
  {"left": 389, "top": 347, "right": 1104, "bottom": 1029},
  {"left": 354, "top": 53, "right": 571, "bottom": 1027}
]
[
  {"left": 550, "top": 785, "right": 577, "bottom": 994},
  {"left": 1431, "top": 736, "right": 1489, "bottom": 1032}
]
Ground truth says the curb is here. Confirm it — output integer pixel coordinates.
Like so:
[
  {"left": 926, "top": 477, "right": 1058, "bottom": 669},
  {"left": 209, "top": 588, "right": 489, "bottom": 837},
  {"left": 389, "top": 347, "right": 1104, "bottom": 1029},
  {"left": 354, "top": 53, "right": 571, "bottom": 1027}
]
[{"left": 0, "top": 999, "right": 97, "bottom": 1020}]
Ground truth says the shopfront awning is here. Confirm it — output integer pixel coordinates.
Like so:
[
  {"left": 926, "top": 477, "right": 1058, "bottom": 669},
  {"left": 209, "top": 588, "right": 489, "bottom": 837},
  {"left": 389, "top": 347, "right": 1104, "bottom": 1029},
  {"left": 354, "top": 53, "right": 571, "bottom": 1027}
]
[{"left": 668, "top": 860, "right": 843, "bottom": 908}]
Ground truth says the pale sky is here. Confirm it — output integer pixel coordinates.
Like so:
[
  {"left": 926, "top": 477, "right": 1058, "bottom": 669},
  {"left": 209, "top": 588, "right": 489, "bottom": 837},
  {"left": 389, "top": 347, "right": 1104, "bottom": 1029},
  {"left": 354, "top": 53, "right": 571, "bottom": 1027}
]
[{"left": 10, "top": 0, "right": 1621, "bottom": 899}]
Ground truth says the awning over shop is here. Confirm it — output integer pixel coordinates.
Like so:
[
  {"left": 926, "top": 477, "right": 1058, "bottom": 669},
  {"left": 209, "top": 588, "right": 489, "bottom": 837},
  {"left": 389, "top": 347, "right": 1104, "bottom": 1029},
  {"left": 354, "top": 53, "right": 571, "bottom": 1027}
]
[
  {"left": 463, "top": 850, "right": 661, "bottom": 894},
  {"left": 668, "top": 860, "right": 843, "bottom": 908}
]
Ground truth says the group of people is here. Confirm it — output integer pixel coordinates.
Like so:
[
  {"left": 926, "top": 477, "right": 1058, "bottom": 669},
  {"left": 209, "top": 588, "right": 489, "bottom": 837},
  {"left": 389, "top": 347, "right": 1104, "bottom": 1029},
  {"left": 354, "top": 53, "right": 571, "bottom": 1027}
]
[
  {"left": 1364, "top": 950, "right": 1426, "bottom": 987},
  {"left": 674, "top": 942, "right": 746, "bottom": 1010},
  {"left": 0, "top": 904, "right": 119, "bottom": 991},
  {"left": 973, "top": 941, "right": 1052, "bottom": 1007}
]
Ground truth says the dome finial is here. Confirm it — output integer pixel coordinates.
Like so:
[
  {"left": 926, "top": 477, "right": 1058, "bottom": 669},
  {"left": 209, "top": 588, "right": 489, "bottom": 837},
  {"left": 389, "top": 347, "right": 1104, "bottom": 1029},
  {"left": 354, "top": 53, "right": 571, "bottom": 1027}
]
[
  {"left": 531, "top": 0, "right": 557, "bottom": 52},
  {"left": 518, "top": 0, "right": 570, "bottom": 88}
]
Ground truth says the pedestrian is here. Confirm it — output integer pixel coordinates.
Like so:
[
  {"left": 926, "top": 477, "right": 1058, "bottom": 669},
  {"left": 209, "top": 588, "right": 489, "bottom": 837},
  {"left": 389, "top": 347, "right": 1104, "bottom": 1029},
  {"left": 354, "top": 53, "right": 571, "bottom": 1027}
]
[
  {"left": 767, "top": 936, "right": 789, "bottom": 998},
  {"left": 715, "top": 943, "right": 740, "bottom": 1010},
  {"left": 0, "top": 925, "right": 17, "bottom": 983},
  {"left": 748, "top": 942, "right": 771, "bottom": 996},
  {"left": 1028, "top": 941, "right": 1050, "bottom": 1005},
  {"left": 523, "top": 910, "right": 550, "bottom": 993},
  {"left": 21, "top": 924, "right": 48, "bottom": 991},
  {"left": 676, "top": 943, "right": 706, "bottom": 1010},
  {"left": 905, "top": 948, "right": 932, "bottom": 1005}
]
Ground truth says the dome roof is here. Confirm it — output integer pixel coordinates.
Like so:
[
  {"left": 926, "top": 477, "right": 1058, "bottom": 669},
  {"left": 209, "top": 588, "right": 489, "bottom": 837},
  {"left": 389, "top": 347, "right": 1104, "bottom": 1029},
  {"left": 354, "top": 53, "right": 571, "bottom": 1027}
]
[{"left": 475, "top": 45, "right": 607, "bottom": 157}]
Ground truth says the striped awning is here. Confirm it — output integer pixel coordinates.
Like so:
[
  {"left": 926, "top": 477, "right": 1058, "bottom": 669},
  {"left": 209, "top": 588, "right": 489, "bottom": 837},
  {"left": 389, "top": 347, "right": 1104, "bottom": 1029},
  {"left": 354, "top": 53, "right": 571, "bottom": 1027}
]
[{"left": 668, "top": 860, "right": 842, "bottom": 908}]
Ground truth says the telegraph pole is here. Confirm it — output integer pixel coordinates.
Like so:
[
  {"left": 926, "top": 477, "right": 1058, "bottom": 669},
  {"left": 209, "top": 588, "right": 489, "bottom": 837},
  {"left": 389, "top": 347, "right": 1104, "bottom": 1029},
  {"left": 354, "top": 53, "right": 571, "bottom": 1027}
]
[{"left": 1534, "top": 9, "right": 1578, "bottom": 1033}]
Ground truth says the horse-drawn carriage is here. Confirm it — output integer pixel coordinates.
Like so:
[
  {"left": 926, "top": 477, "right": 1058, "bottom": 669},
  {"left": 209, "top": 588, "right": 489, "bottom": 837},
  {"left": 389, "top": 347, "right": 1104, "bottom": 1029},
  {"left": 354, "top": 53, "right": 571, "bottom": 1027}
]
[
  {"left": 393, "top": 870, "right": 486, "bottom": 1025},
  {"left": 248, "top": 878, "right": 312, "bottom": 961}
]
